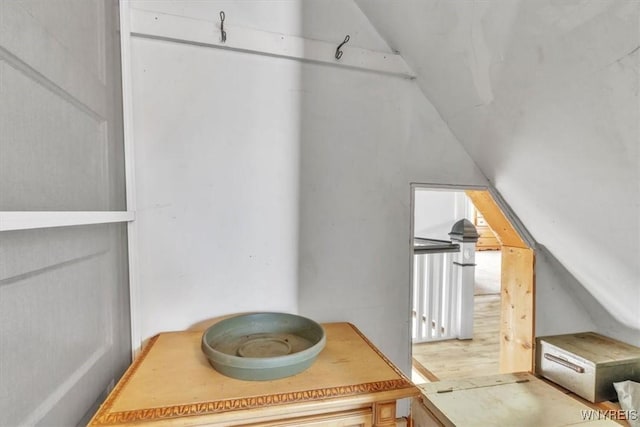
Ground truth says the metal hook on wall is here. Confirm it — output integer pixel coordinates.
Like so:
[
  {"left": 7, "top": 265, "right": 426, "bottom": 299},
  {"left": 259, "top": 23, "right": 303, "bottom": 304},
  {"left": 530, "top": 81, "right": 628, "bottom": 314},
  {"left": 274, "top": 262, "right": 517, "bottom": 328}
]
[
  {"left": 220, "top": 11, "right": 227, "bottom": 43},
  {"left": 335, "top": 35, "right": 350, "bottom": 60}
]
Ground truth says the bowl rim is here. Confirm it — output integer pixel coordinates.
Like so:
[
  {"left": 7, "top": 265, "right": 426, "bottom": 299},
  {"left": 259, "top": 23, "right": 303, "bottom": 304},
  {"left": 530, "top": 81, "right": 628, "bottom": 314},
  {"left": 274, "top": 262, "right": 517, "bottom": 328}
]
[{"left": 201, "top": 312, "right": 326, "bottom": 369}]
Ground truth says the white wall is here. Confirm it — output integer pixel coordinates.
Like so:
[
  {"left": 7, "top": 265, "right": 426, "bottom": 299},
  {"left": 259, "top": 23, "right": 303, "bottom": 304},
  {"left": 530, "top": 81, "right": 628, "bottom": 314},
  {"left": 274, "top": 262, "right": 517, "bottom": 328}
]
[
  {"left": 295, "top": 65, "right": 486, "bottom": 372},
  {"left": 129, "top": 0, "right": 393, "bottom": 341},
  {"left": 413, "top": 190, "right": 470, "bottom": 241},
  {"left": 357, "top": 0, "right": 640, "bottom": 340},
  {"left": 131, "top": 38, "right": 303, "bottom": 337},
  {"left": 129, "top": 0, "right": 488, "bottom": 375}
]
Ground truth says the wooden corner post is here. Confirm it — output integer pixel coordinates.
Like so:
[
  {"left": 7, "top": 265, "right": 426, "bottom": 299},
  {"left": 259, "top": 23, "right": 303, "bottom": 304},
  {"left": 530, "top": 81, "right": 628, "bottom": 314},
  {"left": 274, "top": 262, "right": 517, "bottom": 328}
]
[{"left": 465, "top": 190, "right": 535, "bottom": 374}]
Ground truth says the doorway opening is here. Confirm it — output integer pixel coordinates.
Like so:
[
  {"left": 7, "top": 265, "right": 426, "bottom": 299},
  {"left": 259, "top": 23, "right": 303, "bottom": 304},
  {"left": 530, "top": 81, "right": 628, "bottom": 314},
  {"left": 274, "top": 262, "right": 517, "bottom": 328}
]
[{"left": 409, "top": 185, "right": 535, "bottom": 384}]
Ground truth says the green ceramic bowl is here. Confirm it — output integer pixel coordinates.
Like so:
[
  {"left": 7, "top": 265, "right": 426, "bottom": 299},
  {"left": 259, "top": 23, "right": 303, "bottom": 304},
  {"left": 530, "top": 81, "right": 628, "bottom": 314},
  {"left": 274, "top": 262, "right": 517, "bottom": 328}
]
[{"left": 201, "top": 312, "right": 326, "bottom": 381}]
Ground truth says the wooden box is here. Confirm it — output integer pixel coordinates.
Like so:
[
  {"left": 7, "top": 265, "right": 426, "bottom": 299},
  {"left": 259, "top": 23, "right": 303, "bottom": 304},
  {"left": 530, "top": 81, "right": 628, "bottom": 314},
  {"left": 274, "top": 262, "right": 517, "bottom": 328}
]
[
  {"left": 536, "top": 332, "right": 640, "bottom": 402},
  {"left": 413, "top": 372, "right": 621, "bottom": 426}
]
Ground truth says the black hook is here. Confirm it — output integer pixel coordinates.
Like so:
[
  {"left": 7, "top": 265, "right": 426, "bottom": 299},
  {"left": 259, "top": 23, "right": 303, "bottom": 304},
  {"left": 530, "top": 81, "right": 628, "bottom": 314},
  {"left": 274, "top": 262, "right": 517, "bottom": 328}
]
[
  {"left": 220, "top": 11, "right": 226, "bottom": 43},
  {"left": 335, "top": 35, "right": 350, "bottom": 60}
]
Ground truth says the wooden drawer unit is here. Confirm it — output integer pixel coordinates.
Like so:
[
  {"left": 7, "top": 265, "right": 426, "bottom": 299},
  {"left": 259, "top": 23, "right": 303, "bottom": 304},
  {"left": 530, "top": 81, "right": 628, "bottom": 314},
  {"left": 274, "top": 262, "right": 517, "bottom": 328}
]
[
  {"left": 88, "top": 323, "right": 418, "bottom": 426},
  {"left": 536, "top": 332, "right": 640, "bottom": 402}
]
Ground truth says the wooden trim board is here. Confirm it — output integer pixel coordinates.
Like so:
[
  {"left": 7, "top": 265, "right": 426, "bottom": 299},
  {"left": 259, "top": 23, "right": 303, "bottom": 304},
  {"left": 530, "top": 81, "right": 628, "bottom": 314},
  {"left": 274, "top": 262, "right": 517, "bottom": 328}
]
[
  {"left": 412, "top": 357, "right": 439, "bottom": 382},
  {"left": 129, "top": 8, "right": 416, "bottom": 79},
  {"left": 118, "top": 0, "right": 143, "bottom": 359},
  {"left": 465, "top": 190, "right": 528, "bottom": 248},
  {"left": 0, "top": 211, "right": 134, "bottom": 231}
]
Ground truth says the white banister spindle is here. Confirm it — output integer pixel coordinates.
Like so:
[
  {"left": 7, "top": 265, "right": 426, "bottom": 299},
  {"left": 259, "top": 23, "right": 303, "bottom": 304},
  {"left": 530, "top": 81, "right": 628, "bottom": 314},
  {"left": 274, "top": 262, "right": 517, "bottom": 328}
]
[
  {"left": 446, "top": 253, "right": 457, "bottom": 338},
  {"left": 429, "top": 254, "right": 438, "bottom": 340},
  {"left": 441, "top": 252, "right": 452, "bottom": 337},
  {"left": 417, "top": 254, "right": 427, "bottom": 340},
  {"left": 411, "top": 255, "right": 422, "bottom": 341}
]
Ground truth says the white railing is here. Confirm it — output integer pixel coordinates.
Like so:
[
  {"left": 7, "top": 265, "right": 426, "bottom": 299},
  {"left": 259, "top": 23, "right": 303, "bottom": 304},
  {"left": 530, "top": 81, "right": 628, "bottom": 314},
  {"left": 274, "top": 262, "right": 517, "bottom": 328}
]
[
  {"left": 412, "top": 249, "right": 458, "bottom": 342},
  {"left": 412, "top": 220, "right": 478, "bottom": 343}
]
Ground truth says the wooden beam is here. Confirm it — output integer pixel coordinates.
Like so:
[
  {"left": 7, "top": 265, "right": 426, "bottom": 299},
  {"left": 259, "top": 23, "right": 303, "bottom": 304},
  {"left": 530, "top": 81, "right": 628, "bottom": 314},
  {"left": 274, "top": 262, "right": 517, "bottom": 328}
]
[
  {"left": 500, "top": 246, "right": 535, "bottom": 373},
  {"left": 411, "top": 357, "right": 440, "bottom": 382},
  {"left": 129, "top": 8, "right": 416, "bottom": 79},
  {"left": 465, "top": 190, "right": 528, "bottom": 248}
]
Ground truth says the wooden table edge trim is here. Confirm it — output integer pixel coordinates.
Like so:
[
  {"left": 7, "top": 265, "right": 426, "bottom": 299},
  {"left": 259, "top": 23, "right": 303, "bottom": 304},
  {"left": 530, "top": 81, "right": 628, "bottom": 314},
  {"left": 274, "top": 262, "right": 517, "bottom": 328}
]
[
  {"left": 345, "top": 323, "right": 414, "bottom": 384},
  {"left": 91, "top": 334, "right": 161, "bottom": 424},
  {"left": 91, "top": 323, "right": 418, "bottom": 425}
]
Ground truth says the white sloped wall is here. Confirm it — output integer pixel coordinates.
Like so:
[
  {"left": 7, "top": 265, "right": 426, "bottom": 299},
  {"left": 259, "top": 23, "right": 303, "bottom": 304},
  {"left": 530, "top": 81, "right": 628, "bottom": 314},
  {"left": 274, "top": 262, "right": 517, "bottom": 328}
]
[{"left": 357, "top": 0, "right": 640, "bottom": 342}]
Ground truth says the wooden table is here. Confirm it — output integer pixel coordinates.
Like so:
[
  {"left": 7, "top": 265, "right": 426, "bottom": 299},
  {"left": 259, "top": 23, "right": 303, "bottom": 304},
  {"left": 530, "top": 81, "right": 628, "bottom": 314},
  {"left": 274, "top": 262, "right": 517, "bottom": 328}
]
[
  {"left": 412, "top": 372, "right": 622, "bottom": 427},
  {"left": 89, "top": 322, "right": 419, "bottom": 426}
]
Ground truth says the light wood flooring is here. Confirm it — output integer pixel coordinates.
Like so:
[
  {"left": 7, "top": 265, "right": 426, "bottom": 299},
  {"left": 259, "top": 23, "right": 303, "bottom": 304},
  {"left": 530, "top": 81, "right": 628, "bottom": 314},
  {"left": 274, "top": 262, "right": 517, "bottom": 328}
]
[{"left": 412, "top": 293, "right": 501, "bottom": 383}]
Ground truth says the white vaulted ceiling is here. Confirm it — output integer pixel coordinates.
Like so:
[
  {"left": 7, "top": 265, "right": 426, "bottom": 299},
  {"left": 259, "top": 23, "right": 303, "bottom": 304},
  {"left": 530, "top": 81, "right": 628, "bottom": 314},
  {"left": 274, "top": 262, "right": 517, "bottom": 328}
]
[{"left": 356, "top": 0, "right": 640, "bottom": 331}]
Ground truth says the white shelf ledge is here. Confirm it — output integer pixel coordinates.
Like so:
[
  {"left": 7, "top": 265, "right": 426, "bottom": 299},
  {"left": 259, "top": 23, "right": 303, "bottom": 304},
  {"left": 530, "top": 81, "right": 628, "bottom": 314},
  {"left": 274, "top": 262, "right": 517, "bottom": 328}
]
[
  {"left": 129, "top": 8, "right": 416, "bottom": 79},
  {"left": 0, "top": 211, "right": 135, "bottom": 231}
]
